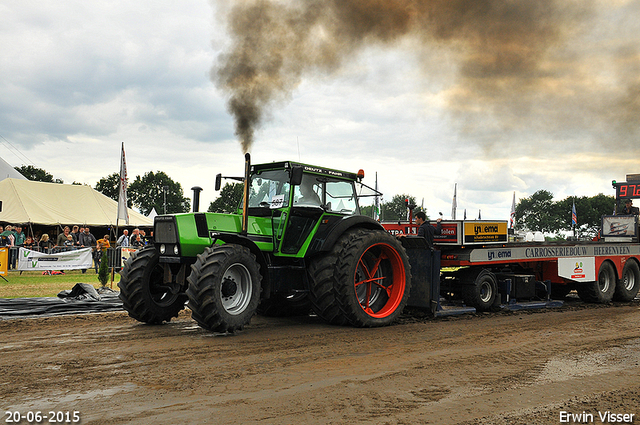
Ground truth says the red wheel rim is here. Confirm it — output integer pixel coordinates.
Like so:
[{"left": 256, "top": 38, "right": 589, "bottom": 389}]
[{"left": 352, "top": 242, "right": 406, "bottom": 318}]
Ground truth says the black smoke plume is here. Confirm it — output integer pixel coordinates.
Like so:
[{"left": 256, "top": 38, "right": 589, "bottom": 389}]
[{"left": 211, "top": 0, "right": 617, "bottom": 153}]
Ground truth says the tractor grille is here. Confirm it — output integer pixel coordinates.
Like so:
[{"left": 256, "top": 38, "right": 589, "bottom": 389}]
[{"left": 154, "top": 217, "right": 178, "bottom": 244}]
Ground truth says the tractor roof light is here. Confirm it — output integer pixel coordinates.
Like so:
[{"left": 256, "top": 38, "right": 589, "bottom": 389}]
[{"left": 357, "top": 169, "right": 365, "bottom": 180}]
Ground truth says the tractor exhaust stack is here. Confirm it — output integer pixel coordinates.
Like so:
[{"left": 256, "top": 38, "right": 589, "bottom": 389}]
[
  {"left": 191, "top": 186, "right": 202, "bottom": 212},
  {"left": 242, "top": 153, "right": 250, "bottom": 235}
]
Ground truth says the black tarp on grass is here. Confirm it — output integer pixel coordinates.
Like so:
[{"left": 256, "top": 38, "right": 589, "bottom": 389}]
[{"left": 0, "top": 283, "right": 123, "bottom": 318}]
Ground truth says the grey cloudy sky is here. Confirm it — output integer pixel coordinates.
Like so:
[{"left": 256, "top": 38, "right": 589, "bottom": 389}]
[{"left": 1, "top": 0, "right": 639, "bottom": 221}]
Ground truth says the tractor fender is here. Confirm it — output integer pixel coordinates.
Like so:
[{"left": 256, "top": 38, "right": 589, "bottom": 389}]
[
  {"left": 306, "top": 215, "right": 385, "bottom": 257},
  {"left": 209, "top": 233, "right": 270, "bottom": 292}
]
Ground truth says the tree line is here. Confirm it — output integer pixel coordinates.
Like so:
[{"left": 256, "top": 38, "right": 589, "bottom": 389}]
[
  {"left": 16, "top": 166, "right": 616, "bottom": 237},
  {"left": 15, "top": 165, "right": 191, "bottom": 215},
  {"left": 515, "top": 190, "right": 615, "bottom": 238}
]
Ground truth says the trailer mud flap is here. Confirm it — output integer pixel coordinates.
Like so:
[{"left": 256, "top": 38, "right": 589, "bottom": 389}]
[{"left": 558, "top": 257, "right": 596, "bottom": 282}]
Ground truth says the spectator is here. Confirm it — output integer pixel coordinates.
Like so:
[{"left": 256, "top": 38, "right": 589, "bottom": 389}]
[
  {"left": 23, "top": 236, "right": 36, "bottom": 249},
  {"left": 95, "top": 235, "right": 111, "bottom": 272},
  {"left": 131, "top": 234, "right": 144, "bottom": 248},
  {"left": 64, "top": 235, "right": 75, "bottom": 247},
  {"left": 0, "top": 226, "right": 7, "bottom": 247},
  {"left": 1, "top": 225, "right": 15, "bottom": 247},
  {"left": 70, "top": 225, "right": 81, "bottom": 246},
  {"left": 0, "top": 226, "right": 15, "bottom": 268},
  {"left": 14, "top": 226, "right": 25, "bottom": 247},
  {"left": 39, "top": 234, "right": 53, "bottom": 252},
  {"left": 117, "top": 229, "right": 129, "bottom": 247},
  {"left": 78, "top": 227, "right": 97, "bottom": 248},
  {"left": 620, "top": 199, "right": 640, "bottom": 215},
  {"left": 131, "top": 228, "right": 140, "bottom": 243},
  {"left": 11, "top": 225, "right": 25, "bottom": 269},
  {"left": 56, "top": 226, "right": 71, "bottom": 247},
  {"left": 78, "top": 227, "right": 97, "bottom": 273},
  {"left": 97, "top": 234, "right": 111, "bottom": 251}
]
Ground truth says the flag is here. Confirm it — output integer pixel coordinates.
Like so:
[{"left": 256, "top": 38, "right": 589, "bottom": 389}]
[
  {"left": 509, "top": 191, "right": 516, "bottom": 229},
  {"left": 572, "top": 199, "right": 577, "bottom": 226},
  {"left": 117, "top": 142, "right": 129, "bottom": 225},
  {"left": 451, "top": 183, "right": 457, "bottom": 220},
  {"left": 373, "top": 172, "right": 380, "bottom": 221}
]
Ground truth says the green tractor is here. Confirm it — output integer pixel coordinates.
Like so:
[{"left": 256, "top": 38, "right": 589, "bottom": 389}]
[{"left": 119, "top": 154, "right": 411, "bottom": 332}]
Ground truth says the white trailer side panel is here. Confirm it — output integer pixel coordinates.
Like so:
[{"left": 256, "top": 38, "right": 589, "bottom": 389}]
[{"left": 557, "top": 257, "right": 596, "bottom": 282}]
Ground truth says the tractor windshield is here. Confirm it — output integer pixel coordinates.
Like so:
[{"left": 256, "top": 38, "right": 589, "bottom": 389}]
[
  {"left": 325, "top": 181, "right": 358, "bottom": 214},
  {"left": 293, "top": 174, "right": 359, "bottom": 215},
  {"left": 248, "top": 169, "right": 291, "bottom": 208}
]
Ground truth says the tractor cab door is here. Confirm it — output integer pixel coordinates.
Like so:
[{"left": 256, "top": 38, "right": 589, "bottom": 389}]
[
  {"left": 247, "top": 169, "right": 292, "bottom": 248},
  {"left": 280, "top": 174, "right": 360, "bottom": 255},
  {"left": 280, "top": 174, "right": 325, "bottom": 254}
]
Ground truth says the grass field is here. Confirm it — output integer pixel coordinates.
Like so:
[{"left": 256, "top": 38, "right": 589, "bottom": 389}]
[{"left": 0, "top": 269, "right": 121, "bottom": 298}]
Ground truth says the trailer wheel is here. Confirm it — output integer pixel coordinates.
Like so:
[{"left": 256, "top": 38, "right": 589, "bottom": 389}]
[
  {"left": 118, "top": 246, "right": 187, "bottom": 324},
  {"left": 577, "top": 261, "right": 616, "bottom": 303},
  {"left": 462, "top": 269, "right": 497, "bottom": 311},
  {"left": 333, "top": 230, "right": 411, "bottom": 327},
  {"left": 614, "top": 260, "right": 640, "bottom": 301},
  {"left": 258, "top": 293, "right": 311, "bottom": 317},
  {"left": 186, "top": 244, "right": 261, "bottom": 333}
]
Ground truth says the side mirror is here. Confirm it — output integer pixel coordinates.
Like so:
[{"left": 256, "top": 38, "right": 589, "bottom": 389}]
[
  {"left": 291, "top": 166, "right": 303, "bottom": 186},
  {"left": 215, "top": 173, "right": 222, "bottom": 191}
]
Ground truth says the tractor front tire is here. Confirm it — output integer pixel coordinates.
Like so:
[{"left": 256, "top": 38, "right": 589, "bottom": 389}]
[
  {"left": 333, "top": 230, "right": 411, "bottom": 327},
  {"left": 118, "top": 246, "right": 187, "bottom": 324},
  {"left": 186, "top": 244, "right": 261, "bottom": 333}
]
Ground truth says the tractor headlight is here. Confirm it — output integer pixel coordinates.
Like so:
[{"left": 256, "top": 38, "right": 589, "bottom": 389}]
[
  {"left": 159, "top": 244, "right": 166, "bottom": 254},
  {"left": 173, "top": 245, "right": 179, "bottom": 255}
]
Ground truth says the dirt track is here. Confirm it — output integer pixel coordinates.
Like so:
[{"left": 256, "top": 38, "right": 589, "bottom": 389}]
[{"left": 2, "top": 300, "right": 640, "bottom": 425}]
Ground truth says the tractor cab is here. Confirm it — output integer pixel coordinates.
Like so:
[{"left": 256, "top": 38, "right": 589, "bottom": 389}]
[{"left": 235, "top": 160, "right": 379, "bottom": 256}]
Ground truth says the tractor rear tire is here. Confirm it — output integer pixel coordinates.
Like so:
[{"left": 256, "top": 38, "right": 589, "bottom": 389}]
[
  {"left": 186, "top": 244, "right": 261, "bottom": 333},
  {"left": 576, "top": 261, "right": 616, "bottom": 303},
  {"left": 461, "top": 269, "right": 498, "bottom": 311},
  {"left": 614, "top": 260, "right": 640, "bottom": 301},
  {"left": 333, "top": 230, "right": 411, "bottom": 327},
  {"left": 118, "top": 246, "right": 187, "bottom": 324},
  {"left": 307, "top": 237, "right": 350, "bottom": 326}
]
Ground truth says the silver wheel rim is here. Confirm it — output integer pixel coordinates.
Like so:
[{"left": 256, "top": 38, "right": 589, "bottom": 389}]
[
  {"left": 623, "top": 269, "right": 635, "bottom": 291},
  {"left": 480, "top": 281, "right": 493, "bottom": 303},
  {"left": 220, "top": 263, "right": 252, "bottom": 315},
  {"left": 598, "top": 267, "right": 612, "bottom": 293}
]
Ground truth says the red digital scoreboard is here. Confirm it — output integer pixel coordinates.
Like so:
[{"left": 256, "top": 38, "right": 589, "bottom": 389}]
[{"left": 614, "top": 181, "right": 640, "bottom": 199}]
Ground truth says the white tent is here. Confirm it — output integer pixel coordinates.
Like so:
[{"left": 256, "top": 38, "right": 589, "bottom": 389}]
[
  {"left": 0, "top": 157, "right": 26, "bottom": 181},
  {"left": 148, "top": 207, "right": 158, "bottom": 220},
  {"left": 0, "top": 178, "right": 153, "bottom": 227}
]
